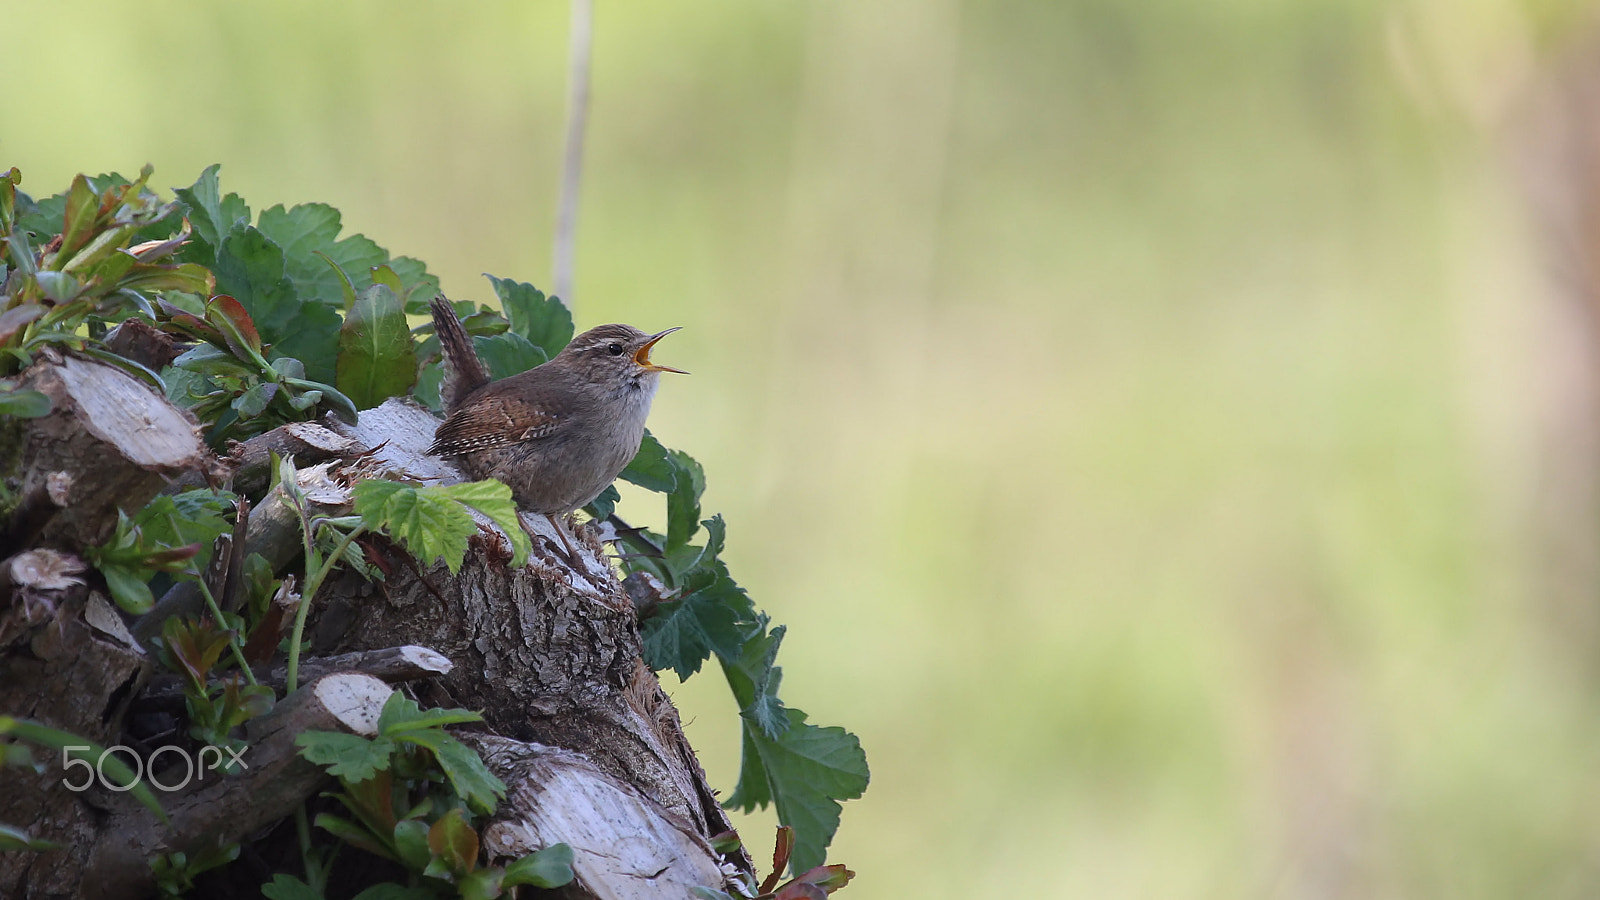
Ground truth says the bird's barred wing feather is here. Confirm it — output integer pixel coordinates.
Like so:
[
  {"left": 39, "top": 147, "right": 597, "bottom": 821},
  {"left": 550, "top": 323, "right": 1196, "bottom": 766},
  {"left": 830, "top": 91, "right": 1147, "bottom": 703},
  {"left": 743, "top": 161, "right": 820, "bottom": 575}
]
[{"left": 428, "top": 394, "right": 562, "bottom": 456}]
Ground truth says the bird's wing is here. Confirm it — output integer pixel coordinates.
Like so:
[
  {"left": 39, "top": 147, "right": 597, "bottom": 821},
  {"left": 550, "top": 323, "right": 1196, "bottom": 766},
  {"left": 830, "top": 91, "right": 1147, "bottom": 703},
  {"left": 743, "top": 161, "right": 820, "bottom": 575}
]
[{"left": 427, "top": 392, "right": 563, "bottom": 457}]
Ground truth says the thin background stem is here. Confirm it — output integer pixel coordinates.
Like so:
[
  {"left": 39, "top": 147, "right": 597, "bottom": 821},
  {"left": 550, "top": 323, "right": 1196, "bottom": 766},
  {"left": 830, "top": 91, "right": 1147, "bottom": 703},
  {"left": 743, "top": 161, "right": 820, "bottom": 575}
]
[{"left": 553, "top": 0, "right": 594, "bottom": 306}]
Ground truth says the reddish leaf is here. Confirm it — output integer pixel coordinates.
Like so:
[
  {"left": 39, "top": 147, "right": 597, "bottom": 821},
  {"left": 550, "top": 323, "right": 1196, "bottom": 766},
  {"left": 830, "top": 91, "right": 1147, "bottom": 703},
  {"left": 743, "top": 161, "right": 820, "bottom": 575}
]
[
  {"left": 761, "top": 826, "right": 796, "bottom": 894},
  {"left": 427, "top": 807, "right": 479, "bottom": 876},
  {"left": 207, "top": 295, "right": 262, "bottom": 357},
  {"left": 0, "top": 304, "right": 45, "bottom": 344}
]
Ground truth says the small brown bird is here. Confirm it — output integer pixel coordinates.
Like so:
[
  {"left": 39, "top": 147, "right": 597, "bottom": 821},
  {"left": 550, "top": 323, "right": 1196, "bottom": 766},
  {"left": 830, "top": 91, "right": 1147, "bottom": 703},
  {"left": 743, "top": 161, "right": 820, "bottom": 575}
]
[{"left": 427, "top": 297, "right": 685, "bottom": 561}]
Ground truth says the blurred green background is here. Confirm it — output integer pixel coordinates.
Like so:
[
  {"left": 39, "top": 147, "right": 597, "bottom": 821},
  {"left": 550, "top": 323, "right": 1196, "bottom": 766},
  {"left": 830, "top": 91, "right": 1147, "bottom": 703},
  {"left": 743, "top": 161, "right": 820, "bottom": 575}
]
[{"left": 8, "top": 0, "right": 1600, "bottom": 896}]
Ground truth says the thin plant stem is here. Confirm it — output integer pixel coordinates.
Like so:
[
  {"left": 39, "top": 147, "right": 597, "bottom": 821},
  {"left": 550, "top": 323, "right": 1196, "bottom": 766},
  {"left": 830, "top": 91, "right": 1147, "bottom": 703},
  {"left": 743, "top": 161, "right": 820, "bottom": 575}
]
[
  {"left": 193, "top": 576, "right": 258, "bottom": 687},
  {"left": 285, "top": 523, "right": 365, "bottom": 695}
]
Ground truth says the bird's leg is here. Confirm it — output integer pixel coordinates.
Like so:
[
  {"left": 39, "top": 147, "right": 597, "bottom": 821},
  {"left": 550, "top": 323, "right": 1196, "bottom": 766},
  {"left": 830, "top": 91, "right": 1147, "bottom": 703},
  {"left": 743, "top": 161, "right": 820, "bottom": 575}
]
[{"left": 546, "top": 513, "right": 582, "bottom": 565}]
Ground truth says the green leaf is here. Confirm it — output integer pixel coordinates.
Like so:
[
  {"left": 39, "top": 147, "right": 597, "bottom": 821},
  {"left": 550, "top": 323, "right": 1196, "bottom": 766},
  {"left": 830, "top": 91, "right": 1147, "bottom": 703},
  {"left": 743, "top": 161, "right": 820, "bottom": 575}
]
[
  {"left": 724, "top": 708, "right": 869, "bottom": 874},
  {"left": 395, "top": 727, "right": 506, "bottom": 816},
  {"left": 666, "top": 450, "right": 707, "bottom": 551},
  {"left": 619, "top": 430, "right": 677, "bottom": 493},
  {"left": 472, "top": 331, "right": 546, "bottom": 380},
  {"left": 486, "top": 274, "right": 573, "bottom": 357},
  {"left": 583, "top": 484, "right": 620, "bottom": 521},
  {"left": 101, "top": 564, "right": 154, "bottom": 614},
  {"left": 353, "top": 480, "right": 475, "bottom": 574},
  {"left": 388, "top": 256, "right": 442, "bottom": 312},
  {"left": 232, "top": 381, "right": 277, "bottom": 418},
  {"left": 54, "top": 175, "right": 99, "bottom": 262},
  {"left": 376, "top": 691, "right": 484, "bottom": 734},
  {"left": 503, "top": 843, "right": 576, "bottom": 889},
  {"left": 353, "top": 479, "right": 529, "bottom": 573},
  {"left": 172, "top": 165, "right": 250, "bottom": 261},
  {"left": 257, "top": 203, "right": 386, "bottom": 308},
  {"left": 641, "top": 561, "right": 756, "bottom": 680},
  {"left": 295, "top": 730, "right": 396, "bottom": 782},
  {"left": 314, "top": 812, "right": 396, "bottom": 861},
  {"left": 337, "top": 282, "right": 417, "bottom": 409},
  {"left": 721, "top": 620, "right": 790, "bottom": 740},
  {"left": 0, "top": 388, "right": 51, "bottom": 418},
  {"left": 391, "top": 818, "right": 432, "bottom": 871},
  {"left": 261, "top": 874, "right": 324, "bottom": 900},
  {"left": 211, "top": 222, "right": 341, "bottom": 383}
]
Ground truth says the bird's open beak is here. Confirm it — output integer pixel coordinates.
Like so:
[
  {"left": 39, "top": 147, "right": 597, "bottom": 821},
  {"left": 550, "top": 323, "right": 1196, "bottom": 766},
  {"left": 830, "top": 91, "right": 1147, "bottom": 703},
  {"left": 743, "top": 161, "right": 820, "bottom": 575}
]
[{"left": 635, "top": 327, "right": 688, "bottom": 374}]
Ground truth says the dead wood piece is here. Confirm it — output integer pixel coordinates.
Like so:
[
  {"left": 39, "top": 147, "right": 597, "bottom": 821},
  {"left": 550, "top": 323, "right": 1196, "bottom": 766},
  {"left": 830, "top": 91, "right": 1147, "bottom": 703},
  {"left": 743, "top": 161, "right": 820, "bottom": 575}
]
[
  {"left": 467, "top": 734, "right": 732, "bottom": 900},
  {"left": 8, "top": 351, "right": 211, "bottom": 548},
  {"left": 79, "top": 672, "right": 393, "bottom": 900},
  {"left": 0, "top": 589, "right": 150, "bottom": 899},
  {"left": 138, "top": 644, "right": 454, "bottom": 706},
  {"left": 228, "top": 420, "right": 366, "bottom": 496},
  {"left": 104, "top": 318, "right": 182, "bottom": 372}
]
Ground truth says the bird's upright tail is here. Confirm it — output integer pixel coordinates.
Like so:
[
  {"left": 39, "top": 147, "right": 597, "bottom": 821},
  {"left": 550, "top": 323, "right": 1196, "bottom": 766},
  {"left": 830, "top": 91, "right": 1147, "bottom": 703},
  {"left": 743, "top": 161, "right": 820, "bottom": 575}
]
[{"left": 430, "top": 296, "right": 491, "bottom": 414}]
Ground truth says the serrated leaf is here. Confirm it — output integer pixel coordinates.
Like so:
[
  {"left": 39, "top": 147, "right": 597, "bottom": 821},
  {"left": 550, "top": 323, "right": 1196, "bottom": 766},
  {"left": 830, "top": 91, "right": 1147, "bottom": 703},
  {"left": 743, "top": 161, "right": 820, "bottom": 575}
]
[
  {"left": 725, "top": 708, "right": 869, "bottom": 874},
  {"left": 173, "top": 165, "right": 250, "bottom": 260},
  {"left": 258, "top": 203, "right": 386, "bottom": 307},
  {"left": 667, "top": 450, "right": 707, "bottom": 551},
  {"left": 295, "top": 730, "right": 396, "bottom": 782},
  {"left": 395, "top": 727, "right": 506, "bottom": 815},
  {"left": 503, "top": 843, "right": 576, "bottom": 889},
  {"left": 619, "top": 430, "right": 676, "bottom": 493},
  {"left": 583, "top": 484, "right": 620, "bottom": 520},
  {"left": 721, "top": 621, "right": 789, "bottom": 740},
  {"left": 642, "top": 561, "right": 756, "bottom": 679},
  {"left": 337, "top": 282, "right": 417, "bottom": 409},
  {"left": 472, "top": 331, "right": 546, "bottom": 380},
  {"left": 434, "top": 480, "right": 531, "bottom": 567},
  {"left": 212, "top": 222, "right": 341, "bottom": 382},
  {"left": 377, "top": 691, "right": 484, "bottom": 734},
  {"left": 486, "top": 274, "right": 573, "bottom": 357},
  {"left": 353, "top": 481, "right": 477, "bottom": 574}
]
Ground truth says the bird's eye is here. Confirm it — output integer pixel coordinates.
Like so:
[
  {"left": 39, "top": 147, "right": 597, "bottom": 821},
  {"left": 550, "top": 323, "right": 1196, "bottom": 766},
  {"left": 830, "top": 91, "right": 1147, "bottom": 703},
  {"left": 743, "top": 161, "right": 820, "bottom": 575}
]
[{"left": 607, "top": 342, "right": 625, "bottom": 356}]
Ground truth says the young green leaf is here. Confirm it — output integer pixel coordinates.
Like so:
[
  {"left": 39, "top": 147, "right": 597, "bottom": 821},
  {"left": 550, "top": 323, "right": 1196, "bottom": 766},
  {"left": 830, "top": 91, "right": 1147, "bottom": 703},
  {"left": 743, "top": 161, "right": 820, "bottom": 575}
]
[
  {"left": 393, "top": 727, "right": 506, "bottom": 816},
  {"left": 0, "top": 387, "right": 51, "bottom": 418},
  {"left": 337, "top": 282, "right": 417, "bottom": 410},
  {"left": 352, "top": 479, "right": 529, "bottom": 573},
  {"left": 376, "top": 691, "right": 484, "bottom": 734},
  {"left": 295, "top": 731, "right": 397, "bottom": 783},
  {"left": 502, "top": 843, "right": 576, "bottom": 889}
]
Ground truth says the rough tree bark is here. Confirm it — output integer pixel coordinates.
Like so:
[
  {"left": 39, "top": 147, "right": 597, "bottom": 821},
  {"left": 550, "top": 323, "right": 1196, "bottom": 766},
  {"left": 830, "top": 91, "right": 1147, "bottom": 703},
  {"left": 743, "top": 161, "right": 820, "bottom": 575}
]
[{"left": 0, "top": 351, "right": 748, "bottom": 899}]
